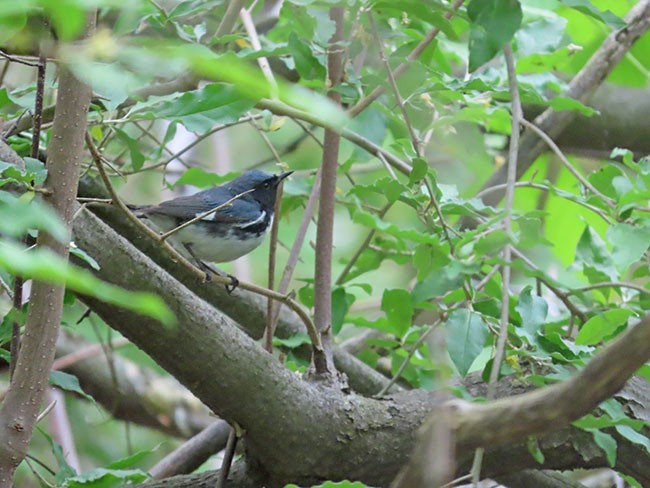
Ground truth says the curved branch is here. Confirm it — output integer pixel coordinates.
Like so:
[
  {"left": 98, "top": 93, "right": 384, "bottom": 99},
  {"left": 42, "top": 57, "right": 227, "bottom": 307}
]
[{"left": 455, "top": 314, "right": 650, "bottom": 450}]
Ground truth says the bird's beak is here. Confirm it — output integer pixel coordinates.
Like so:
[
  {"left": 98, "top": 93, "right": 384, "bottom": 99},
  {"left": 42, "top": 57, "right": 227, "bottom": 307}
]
[{"left": 278, "top": 171, "right": 294, "bottom": 181}]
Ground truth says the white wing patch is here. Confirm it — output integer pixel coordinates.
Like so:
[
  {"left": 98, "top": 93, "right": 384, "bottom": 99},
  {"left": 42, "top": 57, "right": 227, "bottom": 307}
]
[{"left": 236, "top": 210, "right": 266, "bottom": 229}]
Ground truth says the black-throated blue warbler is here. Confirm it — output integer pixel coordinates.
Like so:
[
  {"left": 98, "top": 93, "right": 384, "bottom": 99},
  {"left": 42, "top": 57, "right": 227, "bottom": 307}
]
[{"left": 135, "top": 170, "right": 293, "bottom": 273}]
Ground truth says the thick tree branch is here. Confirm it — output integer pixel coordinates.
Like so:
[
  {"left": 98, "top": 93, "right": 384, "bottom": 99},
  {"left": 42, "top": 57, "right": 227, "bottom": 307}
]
[
  {"left": 78, "top": 176, "right": 393, "bottom": 395},
  {"left": 56, "top": 331, "right": 214, "bottom": 437},
  {"left": 455, "top": 314, "right": 650, "bottom": 450},
  {"left": 70, "top": 205, "right": 650, "bottom": 487}
]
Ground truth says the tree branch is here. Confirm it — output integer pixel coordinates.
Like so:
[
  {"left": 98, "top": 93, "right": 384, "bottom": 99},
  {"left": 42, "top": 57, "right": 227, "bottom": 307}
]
[
  {"left": 478, "top": 0, "right": 650, "bottom": 207},
  {"left": 0, "top": 14, "right": 95, "bottom": 482},
  {"left": 311, "top": 6, "right": 345, "bottom": 379}
]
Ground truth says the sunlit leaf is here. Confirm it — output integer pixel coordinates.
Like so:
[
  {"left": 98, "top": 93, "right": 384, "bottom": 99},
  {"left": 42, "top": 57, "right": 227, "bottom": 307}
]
[
  {"left": 607, "top": 223, "right": 650, "bottom": 272},
  {"left": 559, "top": 0, "right": 625, "bottom": 29},
  {"left": 575, "top": 309, "right": 633, "bottom": 346}
]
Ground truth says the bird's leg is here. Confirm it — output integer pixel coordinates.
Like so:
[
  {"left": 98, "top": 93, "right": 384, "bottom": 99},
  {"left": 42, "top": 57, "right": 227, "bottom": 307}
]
[
  {"left": 183, "top": 243, "right": 214, "bottom": 282},
  {"left": 183, "top": 243, "right": 239, "bottom": 293}
]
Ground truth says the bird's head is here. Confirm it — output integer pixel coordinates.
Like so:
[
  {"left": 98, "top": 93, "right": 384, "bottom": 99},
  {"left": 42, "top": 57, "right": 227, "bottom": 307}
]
[{"left": 227, "top": 170, "right": 293, "bottom": 208}]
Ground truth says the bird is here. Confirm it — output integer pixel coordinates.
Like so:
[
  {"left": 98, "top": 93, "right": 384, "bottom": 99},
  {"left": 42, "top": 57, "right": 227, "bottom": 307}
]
[{"left": 134, "top": 170, "right": 293, "bottom": 276}]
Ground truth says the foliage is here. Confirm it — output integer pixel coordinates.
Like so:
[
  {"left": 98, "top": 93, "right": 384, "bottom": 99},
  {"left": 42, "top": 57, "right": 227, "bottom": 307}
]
[{"left": 0, "top": 0, "right": 649, "bottom": 485}]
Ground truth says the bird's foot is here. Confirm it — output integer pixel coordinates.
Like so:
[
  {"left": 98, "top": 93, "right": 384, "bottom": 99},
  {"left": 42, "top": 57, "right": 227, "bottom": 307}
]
[{"left": 225, "top": 274, "right": 239, "bottom": 294}]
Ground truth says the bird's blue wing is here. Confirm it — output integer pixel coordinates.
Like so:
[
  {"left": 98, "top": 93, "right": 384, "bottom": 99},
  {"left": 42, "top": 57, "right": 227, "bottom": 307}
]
[{"left": 144, "top": 189, "right": 263, "bottom": 225}]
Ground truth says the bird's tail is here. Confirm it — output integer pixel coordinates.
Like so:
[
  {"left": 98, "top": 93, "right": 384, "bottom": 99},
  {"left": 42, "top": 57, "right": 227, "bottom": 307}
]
[{"left": 126, "top": 204, "right": 150, "bottom": 217}]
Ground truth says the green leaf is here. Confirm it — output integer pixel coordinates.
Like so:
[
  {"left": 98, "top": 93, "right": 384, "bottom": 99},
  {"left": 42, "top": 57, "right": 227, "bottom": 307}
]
[
  {"left": 272, "top": 333, "right": 311, "bottom": 348},
  {"left": 412, "top": 262, "right": 471, "bottom": 304},
  {"left": 108, "top": 447, "right": 158, "bottom": 469},
  {"left": 49, "top": 370, "right": 94, "bottom": 402},
  {"left": 44, "top": 1, "right": 87, "bottom": 41},
  {"left": 409, "top": 158, "right": 428, "bottom": 185},
  {"left": 38, "top": 428, "right": 77, "bottom": 483},
  {"left": 0, "top": 308, "right": 24, "bottom": 346},
  {"left": 446, "top": 309, "right": 489, "bottom": 377},
  {"left": 475, "top": 229, "right": 510, "bottom": 255},
  {"left": 381, "top": 289, "right": 413, "bottom": 337},
  {"left": 515, "top": 286, "right": 548, "bottom": 339},
  {"left": 173, "top": 168, "right": 235, "bottom": 189},
  {"left": 0, "top": 241, "right": 175, "bottom": 327},
  {"left": 549, "top": 96, "right": 597, "bottom": 116},
  {"left": 114, "top": 128, "right": 145, "bottom": 171},
  {"left": 467, "top": 0, "right": 522, "bottom": 72},
  {"left": 575, "top": 226, "right": 618, "bottom": 283},
  {"left": 288, "top": 32, "right": 326, "bottom": 81},
  {"left": 286, "top": 481, "right": 371, "bottom": 488},
  {"left": 559, "top": 0, "right": 625, "bottom": 29},
  {"left": 607, "top": 223, "right": 650, "bottom": 272},
  {"left": 145, "top": 45, "right": 348, "bottom": 129},
  {"left": 575, "top": 309, "right": 633, "bottom": 346},
  {"left": 515, "top": 17, "right": 567, "bottom": 57},
  {"left": 23, "top": 157, "right": 48, "bottom": 185},
  {"left": 590, "top": 429, "right": 617, "bottom": 467},
  {"left": 615, "top": 426, "right": 650, "bottom": 456},
  {"left": 621, "top": 474, "right": 643, "bottom": 488},
  {"left": 131, "top": 84, "right": 257, "bottom": 133},
  {"left": 65, "top": 468, "right": 149, "bottom": 487},
  {"left": 332, "top": 287, "right": 355, "bottom": 335},
  {"left": 0, "top": 191, "right": 68, "bottom": 242},
  {"left": 527, "top": 436, "right": 545, "bottom": 464},
  {"left": 70, "top": 243, "right": 100, "bottom": 271}
]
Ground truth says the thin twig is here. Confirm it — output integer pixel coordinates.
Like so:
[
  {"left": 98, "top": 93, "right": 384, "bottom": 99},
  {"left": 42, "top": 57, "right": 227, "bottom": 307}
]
[
  {"left": 336, "top": 203, "right": 391, "bottom": 285},
  {"left": 510, "top": 247, "right": 587, "bottom": 323},
  {"left": 257, "top": 98, "right": 413, "bottom": 175},
  {"left": 0, "top": 49, "right": 38, "bottom": 67},
  {"left": 158, "top": 189, "right": 254, "bottom": 241},
  {"left": 10, "top": 55, "right": 46, "bottom": 380},
  {"left": 240, "top": 7, "right": 278, "bottom": 97},
  {"left": 215, "top": 427, "right": 238, "bottom": 488},
  {"left": 519, "top": 118, "right": 616, "bottom": 207},
  {"left": 474, "top": 43, "right": 522, "bottom": 487},
  {"left": 568, "top": 282, "right": 650, "bottom": 297},
  {"left": 214, "top": 0, "right": 248, "bottom": 38},
  {"left": 52, "top": 337, "right": 130, "bottom": 371},
  {"left": 349, "top": 0, "right": 466, "bottom": 116},
  {"left": 265, "top": 180, "right": 285, "bottom": 353},
  {"left": 132, "top": 120, "right": 191, "bottom": 169},
  {"left": 24, "top": 458, "right": 55, "bottom": 488},
  {"left": 476, "top": 181, "right": 613, "bottom": 223},
  {"left": 268, "top": 168, "right": 322, "bottom": 335},
  {"left": 35, "top": 400, "right": 57, "bottom": 424},
  {"left": 377, "top": 322, "right": 441, "bottom": 396},
  {"left": 249, "top": 116, "right": 283, "bottom": 164},
  {"left": 122, "top": 115, "right": 262, "bottom": 175},
  {"left": 368, "top": 12, "right": 420, "bottom": 155}
]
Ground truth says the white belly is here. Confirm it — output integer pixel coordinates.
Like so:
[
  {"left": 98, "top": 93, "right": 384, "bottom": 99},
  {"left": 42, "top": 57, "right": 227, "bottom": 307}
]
[{"left": 146, "top": 215, "right": 269, "bottom": 263}]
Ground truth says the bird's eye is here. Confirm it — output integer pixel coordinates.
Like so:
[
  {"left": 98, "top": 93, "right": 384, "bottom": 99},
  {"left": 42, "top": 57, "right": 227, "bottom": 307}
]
[{"left": 263, "top": 182, "right": 270, "bottom": 188}]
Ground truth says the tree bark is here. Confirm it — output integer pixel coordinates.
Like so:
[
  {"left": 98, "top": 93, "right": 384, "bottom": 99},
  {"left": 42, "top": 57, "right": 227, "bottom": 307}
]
[
  {"left": 0, "top": 15, "right": 95, "bottom": 483},
  {"left": 70, "top": 207, "right": 650, "bottom": 487}
]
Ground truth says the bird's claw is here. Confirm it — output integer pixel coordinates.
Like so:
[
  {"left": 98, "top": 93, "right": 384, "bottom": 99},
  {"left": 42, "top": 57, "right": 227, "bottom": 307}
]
[{"left": 225, "top": 274, "right": 239, "bottom": 294}]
